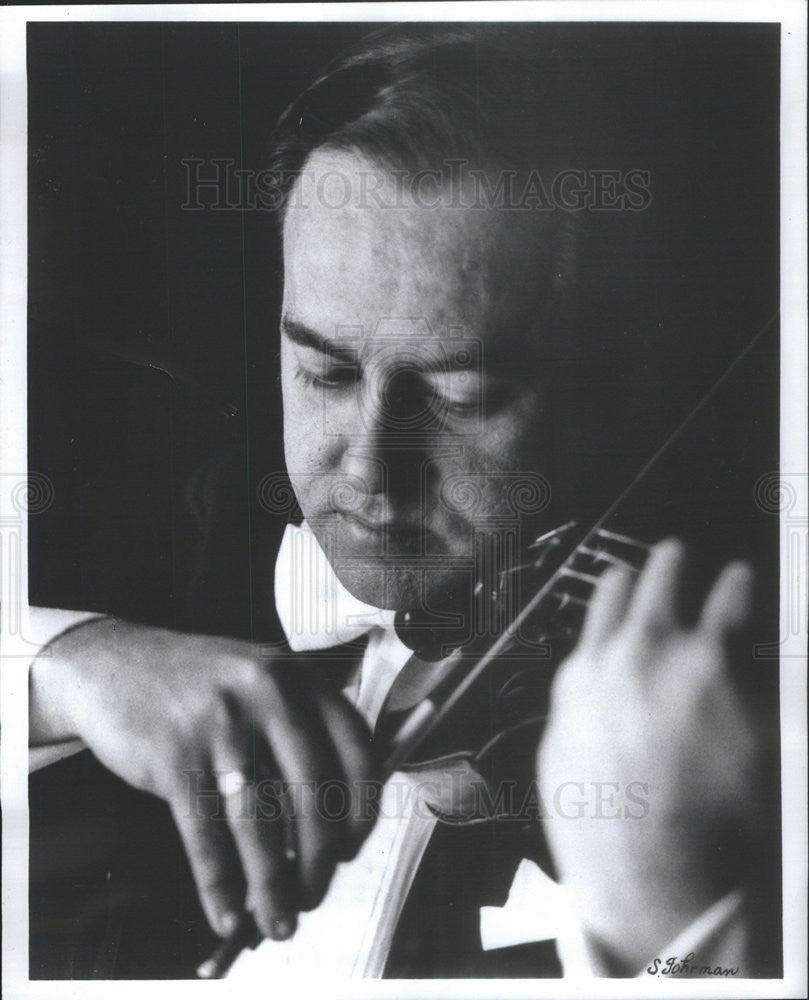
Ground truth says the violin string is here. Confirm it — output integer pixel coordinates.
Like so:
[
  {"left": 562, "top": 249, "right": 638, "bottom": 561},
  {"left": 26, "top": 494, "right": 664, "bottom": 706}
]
[{"left": 584, "top": 311, "right": 778, "bottom": 542}]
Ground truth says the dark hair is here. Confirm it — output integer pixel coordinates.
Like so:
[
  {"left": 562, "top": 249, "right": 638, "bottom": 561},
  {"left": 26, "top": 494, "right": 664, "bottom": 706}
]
[
  {"left": 265, "top": 25, "right": 639, "bottom": 347},
  {"left": 266, "top": 24, "right": 662, "bottom": 194},
  {"left": 274, "top": 27, "right": 554, "bottom": 177}
]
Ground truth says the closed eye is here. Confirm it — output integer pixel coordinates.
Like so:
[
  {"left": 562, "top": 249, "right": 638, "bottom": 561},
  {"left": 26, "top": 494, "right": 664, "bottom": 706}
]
[{"left": 293, "top": 365, "right": 356, "bottom": 390}]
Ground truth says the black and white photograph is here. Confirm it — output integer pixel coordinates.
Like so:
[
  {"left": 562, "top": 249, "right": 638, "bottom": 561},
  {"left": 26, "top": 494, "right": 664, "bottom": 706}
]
[{"left": 1, "top": 3, "right": 806, "bottom": 997}]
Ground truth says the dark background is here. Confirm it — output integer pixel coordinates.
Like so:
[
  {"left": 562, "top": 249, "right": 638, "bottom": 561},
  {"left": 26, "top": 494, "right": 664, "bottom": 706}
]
[{"left": 28, "top": 22, "right": 377, "bottom": 622}]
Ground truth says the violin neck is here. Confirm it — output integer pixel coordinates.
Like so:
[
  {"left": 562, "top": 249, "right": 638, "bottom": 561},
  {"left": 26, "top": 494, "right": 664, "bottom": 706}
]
[{"left": 381, "top": 522, "right": 651, "bottom": 773}]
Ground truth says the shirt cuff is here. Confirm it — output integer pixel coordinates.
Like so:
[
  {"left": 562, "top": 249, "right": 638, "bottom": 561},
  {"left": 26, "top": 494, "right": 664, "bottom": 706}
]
[
  {"left": 29, "top": 739, "right": 87, "bottom": 773},
  {"left": 27, "top": 607, "right": 103, "bottom": 772},
  {"left": 27, "top": 606, "right": 104, "bottom": 652}
]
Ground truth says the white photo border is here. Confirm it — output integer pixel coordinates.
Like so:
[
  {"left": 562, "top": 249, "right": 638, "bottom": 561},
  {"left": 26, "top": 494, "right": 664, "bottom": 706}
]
[{"left": 2, "top": 4, "right": 806, "bottom": 999}]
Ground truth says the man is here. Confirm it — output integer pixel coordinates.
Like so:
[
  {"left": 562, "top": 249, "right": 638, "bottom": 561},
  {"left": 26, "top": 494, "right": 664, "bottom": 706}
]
[{"left": 28, "top": 23, "right": 779, "bottom": 978}]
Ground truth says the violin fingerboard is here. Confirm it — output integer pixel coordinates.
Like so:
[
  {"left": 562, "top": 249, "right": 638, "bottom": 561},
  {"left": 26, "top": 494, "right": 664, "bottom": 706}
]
[{"left": 510, "top": 525, "right": 652, "bottom": 653}]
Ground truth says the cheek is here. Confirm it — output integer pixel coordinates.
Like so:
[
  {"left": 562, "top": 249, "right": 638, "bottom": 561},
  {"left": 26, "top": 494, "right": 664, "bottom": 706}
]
[
  {"left": 281, "top": 369, "right": 347, "bottom": 524},
  {"left": 476, "top": 396, "right": 547, "bottom": 471},
  {"left": 282, "top": 400, "right": 324, "bottom": 521},
  {"left": 283, "top": 393, "right": 329, "bottom": 477},
  {"left": 281, "top": 381, "right": 322, "bottom": 514},
  {"left": 434, "top": 400, "right": 547, "bottom": 519},
  {"left": 281, "top": 344, "right": 318, "bottom": 471}
]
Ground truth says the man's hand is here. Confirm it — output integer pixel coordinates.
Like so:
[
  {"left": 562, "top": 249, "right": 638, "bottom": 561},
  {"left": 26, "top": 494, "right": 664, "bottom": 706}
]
[
  {"left": 536, "top": 539, "right": 766, "bottom": 972},
  {"left": 30, "top": 619, "right": 378, "bottom": 941}
]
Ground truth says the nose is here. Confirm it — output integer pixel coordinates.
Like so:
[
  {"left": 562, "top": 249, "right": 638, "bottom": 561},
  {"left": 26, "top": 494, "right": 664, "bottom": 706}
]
[
  {"left": 341, "top": 441, "right": 386, "bottom": 496},
  {"left": 383, "top": 368, "right": 429, "bottom": 424},
  {"left": 340, "top": 367, "right": 429, "bottom": 498}
]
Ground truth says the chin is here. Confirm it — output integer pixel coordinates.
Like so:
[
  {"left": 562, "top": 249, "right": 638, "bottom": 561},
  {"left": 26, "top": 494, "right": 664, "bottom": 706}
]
[
  {"left": 333, "top": 561, "right": 473, "bottom": 615},
  {"left": 305, "top": 512, "right": 475, "bottom": 611},
  {"left": 332, "top": 563, "right": 418, "bottom": 611}
]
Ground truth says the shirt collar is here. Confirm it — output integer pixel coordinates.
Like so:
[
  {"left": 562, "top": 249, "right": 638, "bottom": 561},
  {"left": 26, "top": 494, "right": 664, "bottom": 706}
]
[{"left": 274, "top": 521, "right": 396, "bottom": 652}]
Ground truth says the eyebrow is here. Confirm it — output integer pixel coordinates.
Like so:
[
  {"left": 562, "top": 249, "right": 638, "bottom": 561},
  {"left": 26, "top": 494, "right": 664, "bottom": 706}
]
[
  {"left": 281, "top": 317, "right": 359, "bottom": 365},
  {"left": 280, "top": 314, "right": 530, "bottom": 379}
]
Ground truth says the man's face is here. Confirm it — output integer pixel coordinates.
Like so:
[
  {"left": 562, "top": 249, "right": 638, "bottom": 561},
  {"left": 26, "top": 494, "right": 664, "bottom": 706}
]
[{"left": 281, "top": 151, "right": 565, "bottom": 612}]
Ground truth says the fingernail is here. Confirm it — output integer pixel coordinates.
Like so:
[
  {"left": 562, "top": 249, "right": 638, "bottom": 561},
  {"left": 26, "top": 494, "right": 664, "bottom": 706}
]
[
  {"left": 219, "top": 910, "right": 241, "bottom": 936},
  {"left": 197, "top": 958, "right": 217, "bottom": 979},
  {"left": 270, "top": 915, "right": 296, "bottom": 940}
]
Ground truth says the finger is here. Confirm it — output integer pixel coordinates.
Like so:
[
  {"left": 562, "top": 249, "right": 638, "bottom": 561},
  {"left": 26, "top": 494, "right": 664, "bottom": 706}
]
[
  {"left": 310, "top": 683, "right": 380, "bottom": 856},
  {"left": 577, "top": 563, "right": 636, "bottom": 653},
  {"left": 169, "top": 778, "right": 246, "bottom": 938},
  {"left": 217, "top": 767, "right": 298, "bottom": 940},
  {"left": 212, "top": 697, "right": 298, "bottom": 940},
  {"left": 624, "top": 538, "right": 688, "bottom": 642},
  {"left": 258, "top": 665, "right": 348, "bottom": 911},
  {"left": 699, "top": 560, "right": 754, "bottom": 646}
]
